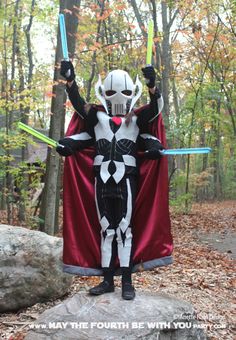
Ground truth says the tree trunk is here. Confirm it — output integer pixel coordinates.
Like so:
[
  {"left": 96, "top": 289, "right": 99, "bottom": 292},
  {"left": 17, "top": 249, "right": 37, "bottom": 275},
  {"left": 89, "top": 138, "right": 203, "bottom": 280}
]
[
  {"left": 86, "top": 1, "right": 105, "bottom": 102},
  {"left": 39, "top": 0, "right": 81, "bottom": 235},
  {"left": 128, "top": 0, "right": 146, "bottom": 37},
  {"left": 24, "top": 0, "right": 35, "bottom": 84},
  {"left": 15, "top": 3, "right": 27, "bottom": 221},
  {"left": 161, "top": 2, "right": 180, "bottom": 180},
  {"left": 150, "top": 0, "right": 161, "bottom": 77},
  {"left": 223, "top": 88, "right": 236, "bottom": 136},
  {"left": 0, "top": 1, "right": 8, "bottom": 211},
  {"left": 17, "top": 0, "right": 36, "bottom": 221},
  {"left": 213, "top": 99, "right": 222, "bottom": 200},
  {"left": 160, "top": 1, "right": 170, "bottom": 130},
  {"left": 6, "top": 0, "right": 21, "bottom": 223}
]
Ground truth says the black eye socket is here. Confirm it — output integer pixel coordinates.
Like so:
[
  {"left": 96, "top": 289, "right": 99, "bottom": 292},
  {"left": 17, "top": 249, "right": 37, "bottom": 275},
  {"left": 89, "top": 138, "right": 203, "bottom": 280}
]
[
  {"left": 105, "top": 90, "right": 116, "bottom": 96},
  {"left": 122, "top": 90, "right": 132, "bottom": 96}
]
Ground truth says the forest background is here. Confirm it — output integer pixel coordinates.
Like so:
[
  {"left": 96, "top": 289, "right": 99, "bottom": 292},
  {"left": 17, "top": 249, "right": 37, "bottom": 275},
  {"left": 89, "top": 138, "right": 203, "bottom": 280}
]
[{"left": 0, "top": 0, "right": 235, "bottom": 235}]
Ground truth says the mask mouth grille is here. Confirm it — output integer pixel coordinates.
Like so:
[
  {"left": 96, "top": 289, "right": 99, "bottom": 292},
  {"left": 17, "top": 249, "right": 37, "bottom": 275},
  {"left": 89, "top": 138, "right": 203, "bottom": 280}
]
[
  {"left": 105, "top": 99, "right": 132, "bottom": 116},
  {"left": 114, "top": 104, "right": 124, "bottom": 115}
]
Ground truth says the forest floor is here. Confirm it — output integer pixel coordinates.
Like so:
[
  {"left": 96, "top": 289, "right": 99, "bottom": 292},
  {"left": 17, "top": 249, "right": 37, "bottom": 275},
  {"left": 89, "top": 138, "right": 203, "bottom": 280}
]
[{"left": 0, "top": 201, "right": 235, "bottom": 340}]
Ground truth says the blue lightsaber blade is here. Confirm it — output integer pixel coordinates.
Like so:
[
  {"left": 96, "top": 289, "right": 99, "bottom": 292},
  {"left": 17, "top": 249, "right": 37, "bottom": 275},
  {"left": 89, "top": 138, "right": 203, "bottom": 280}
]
[
  {"left": 160, "top": 147, "right": 212, "bottom": 156},
  {"left": 59, "top": 14, "right": 69, "bottom": 60}
]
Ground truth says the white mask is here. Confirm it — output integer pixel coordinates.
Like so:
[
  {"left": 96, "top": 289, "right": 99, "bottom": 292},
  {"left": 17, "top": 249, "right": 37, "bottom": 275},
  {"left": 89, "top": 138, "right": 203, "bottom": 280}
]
[{"left": 95, "top": 69, "right": 142, "bottom": 116}]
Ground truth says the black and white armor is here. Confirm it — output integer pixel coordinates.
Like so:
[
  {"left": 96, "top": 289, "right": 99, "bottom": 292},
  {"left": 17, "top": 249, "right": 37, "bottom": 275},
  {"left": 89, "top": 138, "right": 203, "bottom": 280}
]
[
  {"left": 94, "top": 111, "right": 139, "bottom": 183},
  {"left": 57, "top": 65, "right": 165, "bottom": 298}
]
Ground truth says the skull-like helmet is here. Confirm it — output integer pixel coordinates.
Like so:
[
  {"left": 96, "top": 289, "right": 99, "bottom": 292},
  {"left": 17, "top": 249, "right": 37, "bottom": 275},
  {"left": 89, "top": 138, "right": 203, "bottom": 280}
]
[{"left": 95, "top": 70, "right": 142, "bottom": 116}]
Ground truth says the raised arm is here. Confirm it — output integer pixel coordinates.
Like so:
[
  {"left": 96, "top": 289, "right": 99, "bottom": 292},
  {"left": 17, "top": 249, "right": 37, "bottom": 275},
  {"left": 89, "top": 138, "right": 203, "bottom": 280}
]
[
  {"left": 60, "top": 60, "right": 87, "bottom": 119},
  {"left": 60, "top": 60, "right": 99, "bottom": 129},
  {"left": 136, "top": 66, "right": 164, "bottom": 126},
  {"left": 57, "top": 61, "right": 98, "bottom": 157}
]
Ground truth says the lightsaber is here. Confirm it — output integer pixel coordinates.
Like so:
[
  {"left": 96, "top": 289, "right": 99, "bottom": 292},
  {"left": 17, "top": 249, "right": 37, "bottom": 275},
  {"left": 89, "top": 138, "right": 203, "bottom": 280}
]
[
  {"left": 18, "top": 122, "right": 212, "bottom": 155},
  {"left": 146, "top": 20, "right": 154, "bottom": 65},
  {"left": 160, "top": 147, "right": 212, "bottom": 155},
  {"left": 18, "top": 122, "right": 57, "bottom": 148},
  {"left": 59, "top": 13, "right": 69, "bottom": 60}
]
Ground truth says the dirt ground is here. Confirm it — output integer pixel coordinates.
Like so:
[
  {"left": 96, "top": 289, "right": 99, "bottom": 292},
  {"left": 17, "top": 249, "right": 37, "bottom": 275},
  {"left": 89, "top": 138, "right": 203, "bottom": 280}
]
[{"left": 0, "top": 200, "right": 235, "bottom": 340}]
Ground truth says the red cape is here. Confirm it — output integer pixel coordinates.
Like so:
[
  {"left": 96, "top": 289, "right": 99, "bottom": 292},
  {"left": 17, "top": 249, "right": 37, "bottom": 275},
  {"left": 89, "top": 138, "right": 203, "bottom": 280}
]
[{"left": 62, "top": 108, "right": 173, "bottom": 275}]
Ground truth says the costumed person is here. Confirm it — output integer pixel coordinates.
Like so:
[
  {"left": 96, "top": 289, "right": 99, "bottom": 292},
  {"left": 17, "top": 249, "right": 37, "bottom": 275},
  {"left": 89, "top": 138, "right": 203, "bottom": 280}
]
[{"left": 56, "top": 60, "right": 173, "bottom": 300}]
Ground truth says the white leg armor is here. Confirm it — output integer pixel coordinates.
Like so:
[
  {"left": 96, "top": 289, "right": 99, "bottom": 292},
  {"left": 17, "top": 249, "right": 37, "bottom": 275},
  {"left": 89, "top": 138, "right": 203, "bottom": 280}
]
[
  {"left": 95, "top": 176, "right": 136, "bottom": 269},
  {"left": 116, "top": 178, "right": 133, "bottom": 267}
]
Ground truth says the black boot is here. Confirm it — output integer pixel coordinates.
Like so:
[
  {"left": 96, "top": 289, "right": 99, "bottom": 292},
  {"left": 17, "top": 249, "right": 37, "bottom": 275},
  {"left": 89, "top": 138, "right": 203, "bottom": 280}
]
[
  {"left": 122, "top": 282, "right": 135, "bottom": 300},
  {"left": 121, "top": 267, "right": 135, "bottom": 300},
  {"left": 89, "top": 268, "right": 115, "bottom": 295},
  {"left": 89, "top": 280, "right": 115, "bottom": 295}
]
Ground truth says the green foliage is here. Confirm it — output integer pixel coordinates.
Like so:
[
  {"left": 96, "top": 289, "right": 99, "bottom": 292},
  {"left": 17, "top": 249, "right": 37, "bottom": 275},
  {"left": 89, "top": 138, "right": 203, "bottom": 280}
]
[
  {"left": 170, "top": 169, "right": 193, "bottom": 213},
  {"left": 170, "top": 192, "right": 193, "bottom": 214},
  {"left": 0, "top": 122, "right": 46, "bottom": 226},
  {"left": 223, "top": 158, "right": 236, "bottom": 199},
  {"left": 0, "top": 0, "right": 235, "bottom": 227}
]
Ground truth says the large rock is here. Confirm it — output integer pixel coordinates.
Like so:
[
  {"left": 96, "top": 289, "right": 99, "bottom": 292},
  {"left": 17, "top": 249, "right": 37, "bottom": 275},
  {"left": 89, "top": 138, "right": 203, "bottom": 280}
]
[
  {"left": 25, "top": 291, "right": 206, "bottom": 340},
  {"left": 0, "top": 224, "right": 72, "bottom": 312}
]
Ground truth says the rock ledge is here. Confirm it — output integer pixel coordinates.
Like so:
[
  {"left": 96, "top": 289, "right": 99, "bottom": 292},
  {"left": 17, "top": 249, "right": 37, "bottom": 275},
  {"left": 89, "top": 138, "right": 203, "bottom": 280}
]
[
  {"left": 26, "top": 290, "right": 206, "bottom": 339},
  {"left": 0, "top": 224, "right": 72, "bottom": 312}
]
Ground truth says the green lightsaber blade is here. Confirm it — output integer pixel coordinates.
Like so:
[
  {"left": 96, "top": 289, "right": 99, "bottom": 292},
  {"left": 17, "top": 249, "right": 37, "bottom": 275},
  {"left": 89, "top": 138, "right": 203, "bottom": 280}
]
[
  {"left": 146, "top": 20, "right": 154, "bottom": 65},
  {"left": 18, "top": 122, "right": 57, "bottom": 147}
]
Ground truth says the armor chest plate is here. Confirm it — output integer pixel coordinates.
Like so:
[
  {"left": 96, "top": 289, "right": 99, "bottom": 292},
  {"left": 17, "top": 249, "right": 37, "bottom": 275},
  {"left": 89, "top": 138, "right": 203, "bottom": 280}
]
[
  {"left": 93, "top": 111, "right": 140, "bottom": 183},
  {"left": 94, "top": 111, "right": 139, "bottom": 143}
]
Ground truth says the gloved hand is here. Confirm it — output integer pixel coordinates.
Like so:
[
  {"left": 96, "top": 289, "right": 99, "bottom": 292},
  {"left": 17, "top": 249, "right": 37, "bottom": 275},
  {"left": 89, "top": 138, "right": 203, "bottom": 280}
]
[
  {"left": 60, "top": 60, "right": 75, "bottom": 82},
  {"left": 141, "top": 65, "right": 156, "bottom": 88},
  {"left": 144, "top": 140, "right": 165, "bottom": 160},
  {"left": 56, "top": 138, "right": 75, "bottom": 157}
]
